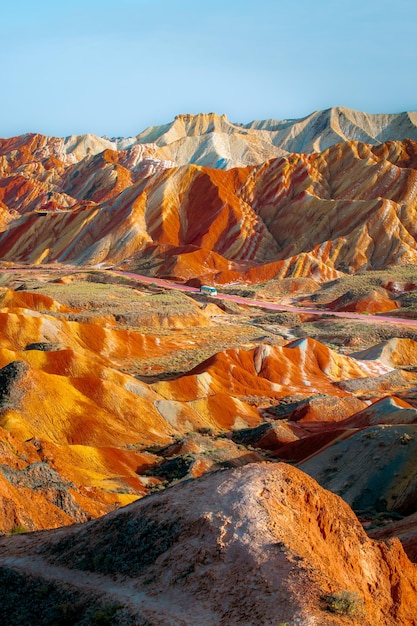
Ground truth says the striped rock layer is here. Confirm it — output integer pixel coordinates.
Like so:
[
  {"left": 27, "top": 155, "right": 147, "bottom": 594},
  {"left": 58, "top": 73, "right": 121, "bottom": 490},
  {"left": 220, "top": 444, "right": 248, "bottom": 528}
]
[
  {"left": 0, "top": 126, "right": 417, "bottom": 282},
  {"left": 1, "top": 289, "right": 417, "bottom": 531}
]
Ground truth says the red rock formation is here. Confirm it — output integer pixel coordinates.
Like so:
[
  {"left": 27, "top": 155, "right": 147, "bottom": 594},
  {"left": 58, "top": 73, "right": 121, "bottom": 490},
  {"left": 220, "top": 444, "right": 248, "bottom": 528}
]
[
  {"left": 328, "top": 288, "right": 399, "bottom": 313},
  {"left": 153, "top": 337, "right": 393, "bottom": 402},
  {"left": 369, "top": 511, "right": 417, "bottom": 563},
  {"left": 2, "top": 125, "right": 417, "bottom": 282}
]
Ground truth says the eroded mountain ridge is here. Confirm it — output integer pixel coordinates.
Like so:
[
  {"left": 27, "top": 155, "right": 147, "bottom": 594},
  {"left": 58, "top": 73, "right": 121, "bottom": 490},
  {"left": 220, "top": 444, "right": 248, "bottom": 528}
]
[{"left": 1, "top": 109, "right": 417, "bottom": 624}]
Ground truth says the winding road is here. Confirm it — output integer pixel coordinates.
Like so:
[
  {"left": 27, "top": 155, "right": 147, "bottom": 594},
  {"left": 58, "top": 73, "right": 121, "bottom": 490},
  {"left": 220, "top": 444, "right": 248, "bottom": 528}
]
[
  {"left": 4, "top": 264, "right": 417, "bottom": 329},
  {"left": 113, "top": 270, "right": 417, "bottom": 329}
]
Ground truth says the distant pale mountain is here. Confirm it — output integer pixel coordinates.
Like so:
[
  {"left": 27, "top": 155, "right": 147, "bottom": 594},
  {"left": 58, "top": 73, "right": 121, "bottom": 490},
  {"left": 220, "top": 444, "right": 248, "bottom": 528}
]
[
  {"left": 3, "top": 108, "right": 416, "bottom": 170},
  {"left": 114, "top": 108, "right": 417, "bottom": 168},
  {"left": 243, "top": 108, "right": 417, "bottom": 154}
]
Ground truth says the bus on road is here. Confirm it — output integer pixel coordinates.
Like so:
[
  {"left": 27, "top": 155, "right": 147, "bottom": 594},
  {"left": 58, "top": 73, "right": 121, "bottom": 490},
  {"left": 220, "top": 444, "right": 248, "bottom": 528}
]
[{"left": 200, "top": 285, "right": 217, "bottom": 296}]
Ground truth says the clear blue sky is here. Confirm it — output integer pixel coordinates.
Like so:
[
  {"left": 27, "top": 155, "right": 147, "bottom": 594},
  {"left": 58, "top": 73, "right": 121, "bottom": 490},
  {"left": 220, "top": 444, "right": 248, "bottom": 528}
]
[{"left": 2, "top": 0, "right": 416, "bottom": 138}]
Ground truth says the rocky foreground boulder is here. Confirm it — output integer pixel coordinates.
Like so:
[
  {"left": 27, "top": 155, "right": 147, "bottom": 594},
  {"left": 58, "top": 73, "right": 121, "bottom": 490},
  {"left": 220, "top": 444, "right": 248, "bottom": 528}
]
[{"left": 0, "top": 462, "right": 416, "bottom": 625}]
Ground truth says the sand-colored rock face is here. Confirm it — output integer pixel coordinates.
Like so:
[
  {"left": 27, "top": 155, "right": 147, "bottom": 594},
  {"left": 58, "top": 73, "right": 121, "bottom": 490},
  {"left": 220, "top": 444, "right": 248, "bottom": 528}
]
[
  {"left": 1, "top": 463, "right": 416, "bottom": 625},
  {"left": 136, "top": 109, "right": 417, "bottom": 164}
]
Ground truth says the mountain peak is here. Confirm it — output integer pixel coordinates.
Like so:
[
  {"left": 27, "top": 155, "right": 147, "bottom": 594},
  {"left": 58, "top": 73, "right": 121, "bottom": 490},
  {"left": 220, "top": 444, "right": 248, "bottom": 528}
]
[{"left": 174, "top": 112, "right": 228, "bottom": 122}]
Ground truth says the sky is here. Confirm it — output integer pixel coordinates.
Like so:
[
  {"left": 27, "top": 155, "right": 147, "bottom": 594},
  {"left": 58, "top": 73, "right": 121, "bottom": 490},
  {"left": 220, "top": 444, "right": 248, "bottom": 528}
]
[{"left": 2, "top": 0, "right": 416, "bottom": 138}]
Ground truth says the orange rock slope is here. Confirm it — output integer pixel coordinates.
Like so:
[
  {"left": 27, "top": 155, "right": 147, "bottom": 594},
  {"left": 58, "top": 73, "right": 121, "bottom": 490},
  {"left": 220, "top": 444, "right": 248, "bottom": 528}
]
[
  {"left": 152, "top": 337, "right": 393, "bottom": 402},
  {"left": 1, "top": 119, "right": 417, "bottom": 283},
  {"left": 0, "top": 288, "right": 262, "bottom": 530},
  {"left": 2, "top": 283, "right": 416, "bottom": 532}
]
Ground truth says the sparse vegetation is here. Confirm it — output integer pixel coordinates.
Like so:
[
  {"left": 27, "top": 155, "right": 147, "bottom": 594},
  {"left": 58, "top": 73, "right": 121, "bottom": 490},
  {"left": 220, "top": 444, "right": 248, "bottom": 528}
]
[
  {"left": 8, "top": 524, "right": 28, "bottom": 535},
  {"left": 315, "top": 266, "right": 417, "bottom": 302},
  {"left": 0, "top": 567, "right": 136, "bottom": 625},
  {"left": 322, "top": 590, "right": 362, "bottom": 615},
  {"left": 87, "top": 602, "right": 123, "bottom": 626},
  {"left": 145, "top": 454, "right": 194, "bottom": 482},
  {"left": 291, "top": 317, "right": 417, "bottom": 351}
]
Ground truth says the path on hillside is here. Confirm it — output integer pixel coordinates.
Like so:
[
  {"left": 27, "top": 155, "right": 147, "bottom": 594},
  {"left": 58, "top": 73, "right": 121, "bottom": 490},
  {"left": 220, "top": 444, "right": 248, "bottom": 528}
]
[{"left": 0, "top": 553, "right": 217, "bottom": 625}]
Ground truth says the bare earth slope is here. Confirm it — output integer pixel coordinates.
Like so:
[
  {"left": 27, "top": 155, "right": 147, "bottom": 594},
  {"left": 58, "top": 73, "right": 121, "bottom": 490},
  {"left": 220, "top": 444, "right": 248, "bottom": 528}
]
[{"left": 0, "top": 463, "right": 416, "bottom": 626}]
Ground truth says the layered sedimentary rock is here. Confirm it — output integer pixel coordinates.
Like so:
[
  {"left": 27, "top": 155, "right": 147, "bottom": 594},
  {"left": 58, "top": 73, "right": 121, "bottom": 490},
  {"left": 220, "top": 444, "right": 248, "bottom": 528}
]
[
  {"left": 1, "top": 111, "right": 417, "bottom": 283},
  {"left": 2, "top": 109, "right": 417, "bottom": 625},
  {"left": 135, "top": 109, "right": 417, "bottom": 165},
  {"left": 0, "top": 136, "right": 417, "bottom": 282},
  {"left": 2, "top": 283, "right": 417, "bottom": 531},
  {"left": 0, "top": 287, "right": 261, "bottom": 530},
  {"left": 152, "top": 338, "right": 394, "bottom": 402},
  {"left": 351, "top": 337, "right": 417, "bottom": 367},
  {"left": 328, "top": 287, "right": 399, "bottom": 313}
]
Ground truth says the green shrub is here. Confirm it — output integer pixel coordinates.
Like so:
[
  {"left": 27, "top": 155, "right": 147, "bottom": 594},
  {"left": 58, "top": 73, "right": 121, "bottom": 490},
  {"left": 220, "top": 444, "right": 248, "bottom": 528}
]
[
  {"left": 88, "top": 602, "right": 122, "bottom": 625},
  {"left": 9, "top": 524, "right": 28, "bottom": 535},
  {"left": 53, "top": 601, "right": 81, "bottom": 626},
  {"left": 322, "top": 590, "right": 362, "bottom": 615}
]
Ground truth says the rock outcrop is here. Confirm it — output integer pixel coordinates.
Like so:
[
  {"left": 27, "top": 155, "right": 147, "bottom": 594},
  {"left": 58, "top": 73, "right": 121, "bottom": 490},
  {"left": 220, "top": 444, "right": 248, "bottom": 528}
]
[
  {"left": 1, "top": 108, "right": 417, "bottom": 622},
  {"left": 0, "top": 463, "right": 416, "bottom": 625}
]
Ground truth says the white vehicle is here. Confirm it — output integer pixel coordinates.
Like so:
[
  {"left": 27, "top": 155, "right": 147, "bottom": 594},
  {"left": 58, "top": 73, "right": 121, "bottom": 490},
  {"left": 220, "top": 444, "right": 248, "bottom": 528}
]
[{"left": 200, "top": 285, "right": 217, "bottom": 296}]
